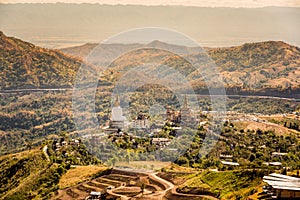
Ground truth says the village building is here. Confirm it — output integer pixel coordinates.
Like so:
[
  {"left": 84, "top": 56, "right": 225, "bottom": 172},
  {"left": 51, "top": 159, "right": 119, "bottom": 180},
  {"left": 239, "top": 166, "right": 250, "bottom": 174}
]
[
  {"left": 221, "top": 161, "right": 239, "bottom": 166},
  {"left": 263, "top": 162, "right": 283, "bottom": 167},
  {"left": 62, "top": 141, "right": 68, "bottom": 146},
  {"left": 272, "top": 152, "right": 288, "bottom": 157},
  {"left": 132, "top": 111, "right": 150, "bottom": 129},
  {"left": 70, "top": 139, "right": 80, "bottom": 146},
  {"left": 263, "top": 173, "right": 300, "bottom": 199},
  {"left": 220, "top": 154, "right": 234, "bottom": 160},
  {"left": 165, "top": 106, "right": 180, "bottom": 123},
  {"left": 86, "top": 191, "right": 101, "bottom": 200},
  {"left": 151, "top": 138, "right": 171, "bottom": 148}
]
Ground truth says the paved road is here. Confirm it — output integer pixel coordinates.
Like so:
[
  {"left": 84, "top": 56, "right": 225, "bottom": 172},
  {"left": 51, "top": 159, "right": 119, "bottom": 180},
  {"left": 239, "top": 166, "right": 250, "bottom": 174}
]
[
  {"left": 1, "top": 88, "right": 299, "bottom": 101},
  {"left": 0, "top": 88, "right": 73, "bottom": 93}
]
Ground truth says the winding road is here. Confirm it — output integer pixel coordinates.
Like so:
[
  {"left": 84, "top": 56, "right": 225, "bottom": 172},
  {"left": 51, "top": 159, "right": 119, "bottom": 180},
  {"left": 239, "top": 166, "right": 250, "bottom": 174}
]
[
  {"left": 108, "top": 168, "right": 219, "bottom": 200},
  {"left": 1, "top": 88, "right": 299, "bottom": 102}
]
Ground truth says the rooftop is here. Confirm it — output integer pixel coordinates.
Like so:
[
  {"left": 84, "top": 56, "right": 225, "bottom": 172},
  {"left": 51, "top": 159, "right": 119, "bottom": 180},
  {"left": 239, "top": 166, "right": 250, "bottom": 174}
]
[
  {"left": 90, "top": 191, "right": 101, "bottom": 196},
  {"left": 263, "top": 173, "right": 300, "bottom": 191},
  {"left": 221, "top": 161, "right": 239, "bottom": 166}
]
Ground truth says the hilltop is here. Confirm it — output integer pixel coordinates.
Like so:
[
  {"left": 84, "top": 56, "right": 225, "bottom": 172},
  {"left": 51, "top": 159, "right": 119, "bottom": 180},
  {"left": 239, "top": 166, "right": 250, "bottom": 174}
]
[{"left": 210, "top": 41, "right": 300, "bottom": 95}]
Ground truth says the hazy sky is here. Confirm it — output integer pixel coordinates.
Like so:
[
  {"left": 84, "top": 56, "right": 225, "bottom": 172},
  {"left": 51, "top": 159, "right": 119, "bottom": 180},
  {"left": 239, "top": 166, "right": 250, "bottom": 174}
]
[{"left": 1, "top": 0, "right": 300, "bottom": 7}]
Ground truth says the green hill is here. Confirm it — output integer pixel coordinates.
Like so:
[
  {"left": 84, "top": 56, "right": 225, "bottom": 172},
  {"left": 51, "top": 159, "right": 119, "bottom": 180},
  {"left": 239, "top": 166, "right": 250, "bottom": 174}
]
[{"left": 0, "top": 149, "right": 61, "bottom": 199}]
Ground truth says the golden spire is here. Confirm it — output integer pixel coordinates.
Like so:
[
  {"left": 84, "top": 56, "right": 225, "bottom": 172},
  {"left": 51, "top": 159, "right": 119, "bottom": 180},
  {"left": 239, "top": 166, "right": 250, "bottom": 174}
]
[
  {"left": 183, "top": 94, "right": 188, "bottom": 108},
  {"left": 114, "top": 94, "right": 120, "bottom": 107}
]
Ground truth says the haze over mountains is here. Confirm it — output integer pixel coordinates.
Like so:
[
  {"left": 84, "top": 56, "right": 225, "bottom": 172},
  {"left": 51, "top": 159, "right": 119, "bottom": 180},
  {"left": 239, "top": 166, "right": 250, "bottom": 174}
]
[
  {"left": 0, "top": 3, "right": 299, "bottom": 48},
  {"left": 1, "top": 31, "right": 300, "bottom": 98},
  {"left": 62, "top": 39, "right": 300, "bottom": 97}
]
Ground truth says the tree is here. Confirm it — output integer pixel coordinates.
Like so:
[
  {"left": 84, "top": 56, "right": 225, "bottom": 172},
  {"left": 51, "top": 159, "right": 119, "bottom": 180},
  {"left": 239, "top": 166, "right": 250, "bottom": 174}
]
[
  {"left": 249, "top": 154, "right": 256, "bottom": 162},
  {"left": 281, "top": 167, "right": 287, "bottom": 175},
  {"left": 111, "top": 157, "right": 117, "bottom": 167},
  {"left": 176, "top": 156, "right": 189, "bottom": 167},
  {"left": 26, "top": 141, "right": 32, "bottom": 150},
  {"left": 140, "top": 183, "right": 145, "bottom": 195}
]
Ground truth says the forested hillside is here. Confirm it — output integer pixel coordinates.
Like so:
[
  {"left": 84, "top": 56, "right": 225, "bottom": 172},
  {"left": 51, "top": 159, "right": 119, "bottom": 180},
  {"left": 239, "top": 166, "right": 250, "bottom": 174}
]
[{"left": 0, "top": 31, "right": 81, "bottom": 90}]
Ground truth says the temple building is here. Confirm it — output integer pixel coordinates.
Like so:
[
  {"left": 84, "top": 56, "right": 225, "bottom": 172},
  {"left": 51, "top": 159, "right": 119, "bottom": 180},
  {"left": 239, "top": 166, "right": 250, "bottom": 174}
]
[
  {"left": 165, "top": 106, "right": 180, "bottom": 123},
  {"left": 180, "top": 95, "right": 193, "bottom": 123},
  {"left": 164, "top": 95, "right": 195, "bottom": 124},
  {"left": 132, "top": 111, "right": 150, "bottom": 129},
  {"left": 110, "top": 95, "right": 126, "bottom": 129}
]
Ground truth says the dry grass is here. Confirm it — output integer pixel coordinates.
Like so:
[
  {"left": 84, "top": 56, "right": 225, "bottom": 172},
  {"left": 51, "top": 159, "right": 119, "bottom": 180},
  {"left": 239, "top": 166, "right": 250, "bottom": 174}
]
[
  {"left": 115, "top": 161, "right": 171, "bottom": 171},
  {"left": 233, "top": 121, "right": 297, "bottom": 136},
  {"left": 59, "top": 165, "right": 108, "bottom": 189},
  {"left": 260, "top": 114, "right": 299, "bottom": 121},
  {"left": 247, "top": 183, "right": 264, "bottom": 200}
]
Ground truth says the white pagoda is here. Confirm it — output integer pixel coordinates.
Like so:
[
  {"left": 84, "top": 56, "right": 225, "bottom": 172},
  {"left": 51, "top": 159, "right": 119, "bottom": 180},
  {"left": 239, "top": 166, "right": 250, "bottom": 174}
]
[{"left": 110, "top": 95, "right": 126, "bottom": 129}]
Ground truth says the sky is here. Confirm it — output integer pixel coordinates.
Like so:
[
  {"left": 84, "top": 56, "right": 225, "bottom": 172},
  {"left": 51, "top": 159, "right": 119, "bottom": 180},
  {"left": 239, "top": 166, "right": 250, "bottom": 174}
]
[
  {"left": 1, "top": 1, "right": 299, "bottom": 48},
  {"left": 1, "top": 0, "right": 300, "bottom": 7}
]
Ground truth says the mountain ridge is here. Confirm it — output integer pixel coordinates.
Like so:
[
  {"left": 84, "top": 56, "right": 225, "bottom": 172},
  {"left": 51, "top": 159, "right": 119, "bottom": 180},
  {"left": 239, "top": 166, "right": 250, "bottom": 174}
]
[
  {"left": 1, "top": 31, "right": 300, "bottom": 97},
  {"left": 60, "top": 39, "right": 300, "bottom": 97}
]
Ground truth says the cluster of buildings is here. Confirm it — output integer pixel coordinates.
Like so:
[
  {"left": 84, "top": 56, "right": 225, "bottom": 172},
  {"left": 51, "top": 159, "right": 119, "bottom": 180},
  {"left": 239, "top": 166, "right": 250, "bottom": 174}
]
[
  {"left": 107, "top": 94, "right": 195, "bottom": 131},
  {"left": 53, "top": 139, "right": 80, "bottom": 152},
  {"left": 151, "top": 138, "right": 171, "bottom": 148},
  {"left": 108, "top": 95, "right": 151, "bottom": 130},
  {"left": 102, "top": 94, "right": 197, "bottom": 148}
]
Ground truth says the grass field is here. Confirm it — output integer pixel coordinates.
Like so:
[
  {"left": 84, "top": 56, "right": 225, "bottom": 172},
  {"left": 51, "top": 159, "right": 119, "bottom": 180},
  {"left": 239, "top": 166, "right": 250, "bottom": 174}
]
[
  {"left": 115, "top": 161, "right": 171, "bottom": 171},
  {"left": 233, "top": 120, "right": 298, "bottom": 136},
  {"left": 58, "top": 165, "right": 108, "bottom": 189},
  {"left": 199, "top": 170, "right": 263, "bottom": 199}
]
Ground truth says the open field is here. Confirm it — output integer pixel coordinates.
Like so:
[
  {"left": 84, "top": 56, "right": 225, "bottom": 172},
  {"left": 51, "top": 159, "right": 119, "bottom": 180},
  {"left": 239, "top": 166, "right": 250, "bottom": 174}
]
[
  {"left": 58, "top": 166, "right": 109, "bottom": 189},
  {"left": 115, "top": 161, "right": 172, "bottom": 171},
  {"left": 233, "top": 121, "right": 298, "bottom": 136}
]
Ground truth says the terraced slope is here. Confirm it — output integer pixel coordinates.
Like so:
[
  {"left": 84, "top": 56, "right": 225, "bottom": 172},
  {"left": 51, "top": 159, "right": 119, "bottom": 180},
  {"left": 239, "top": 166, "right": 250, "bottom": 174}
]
[{"left": 52, "top": 168, "right": 218, "bottom": 200}]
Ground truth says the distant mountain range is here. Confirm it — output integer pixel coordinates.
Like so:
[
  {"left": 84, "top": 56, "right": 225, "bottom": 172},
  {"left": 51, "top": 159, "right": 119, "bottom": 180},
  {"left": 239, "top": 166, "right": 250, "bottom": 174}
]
[
  {"left": 1, "top": 31, "right": 300, "bottom": 97},
  {"left": 61, "top": 39, "right": 300, "bottom": 97}
]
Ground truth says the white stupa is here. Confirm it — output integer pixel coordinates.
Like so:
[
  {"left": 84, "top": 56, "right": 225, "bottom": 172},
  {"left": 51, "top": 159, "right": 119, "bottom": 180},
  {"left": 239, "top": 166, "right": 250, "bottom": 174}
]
[{"left": 111, "top": 95, "right": 126, "bottom": 129}]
